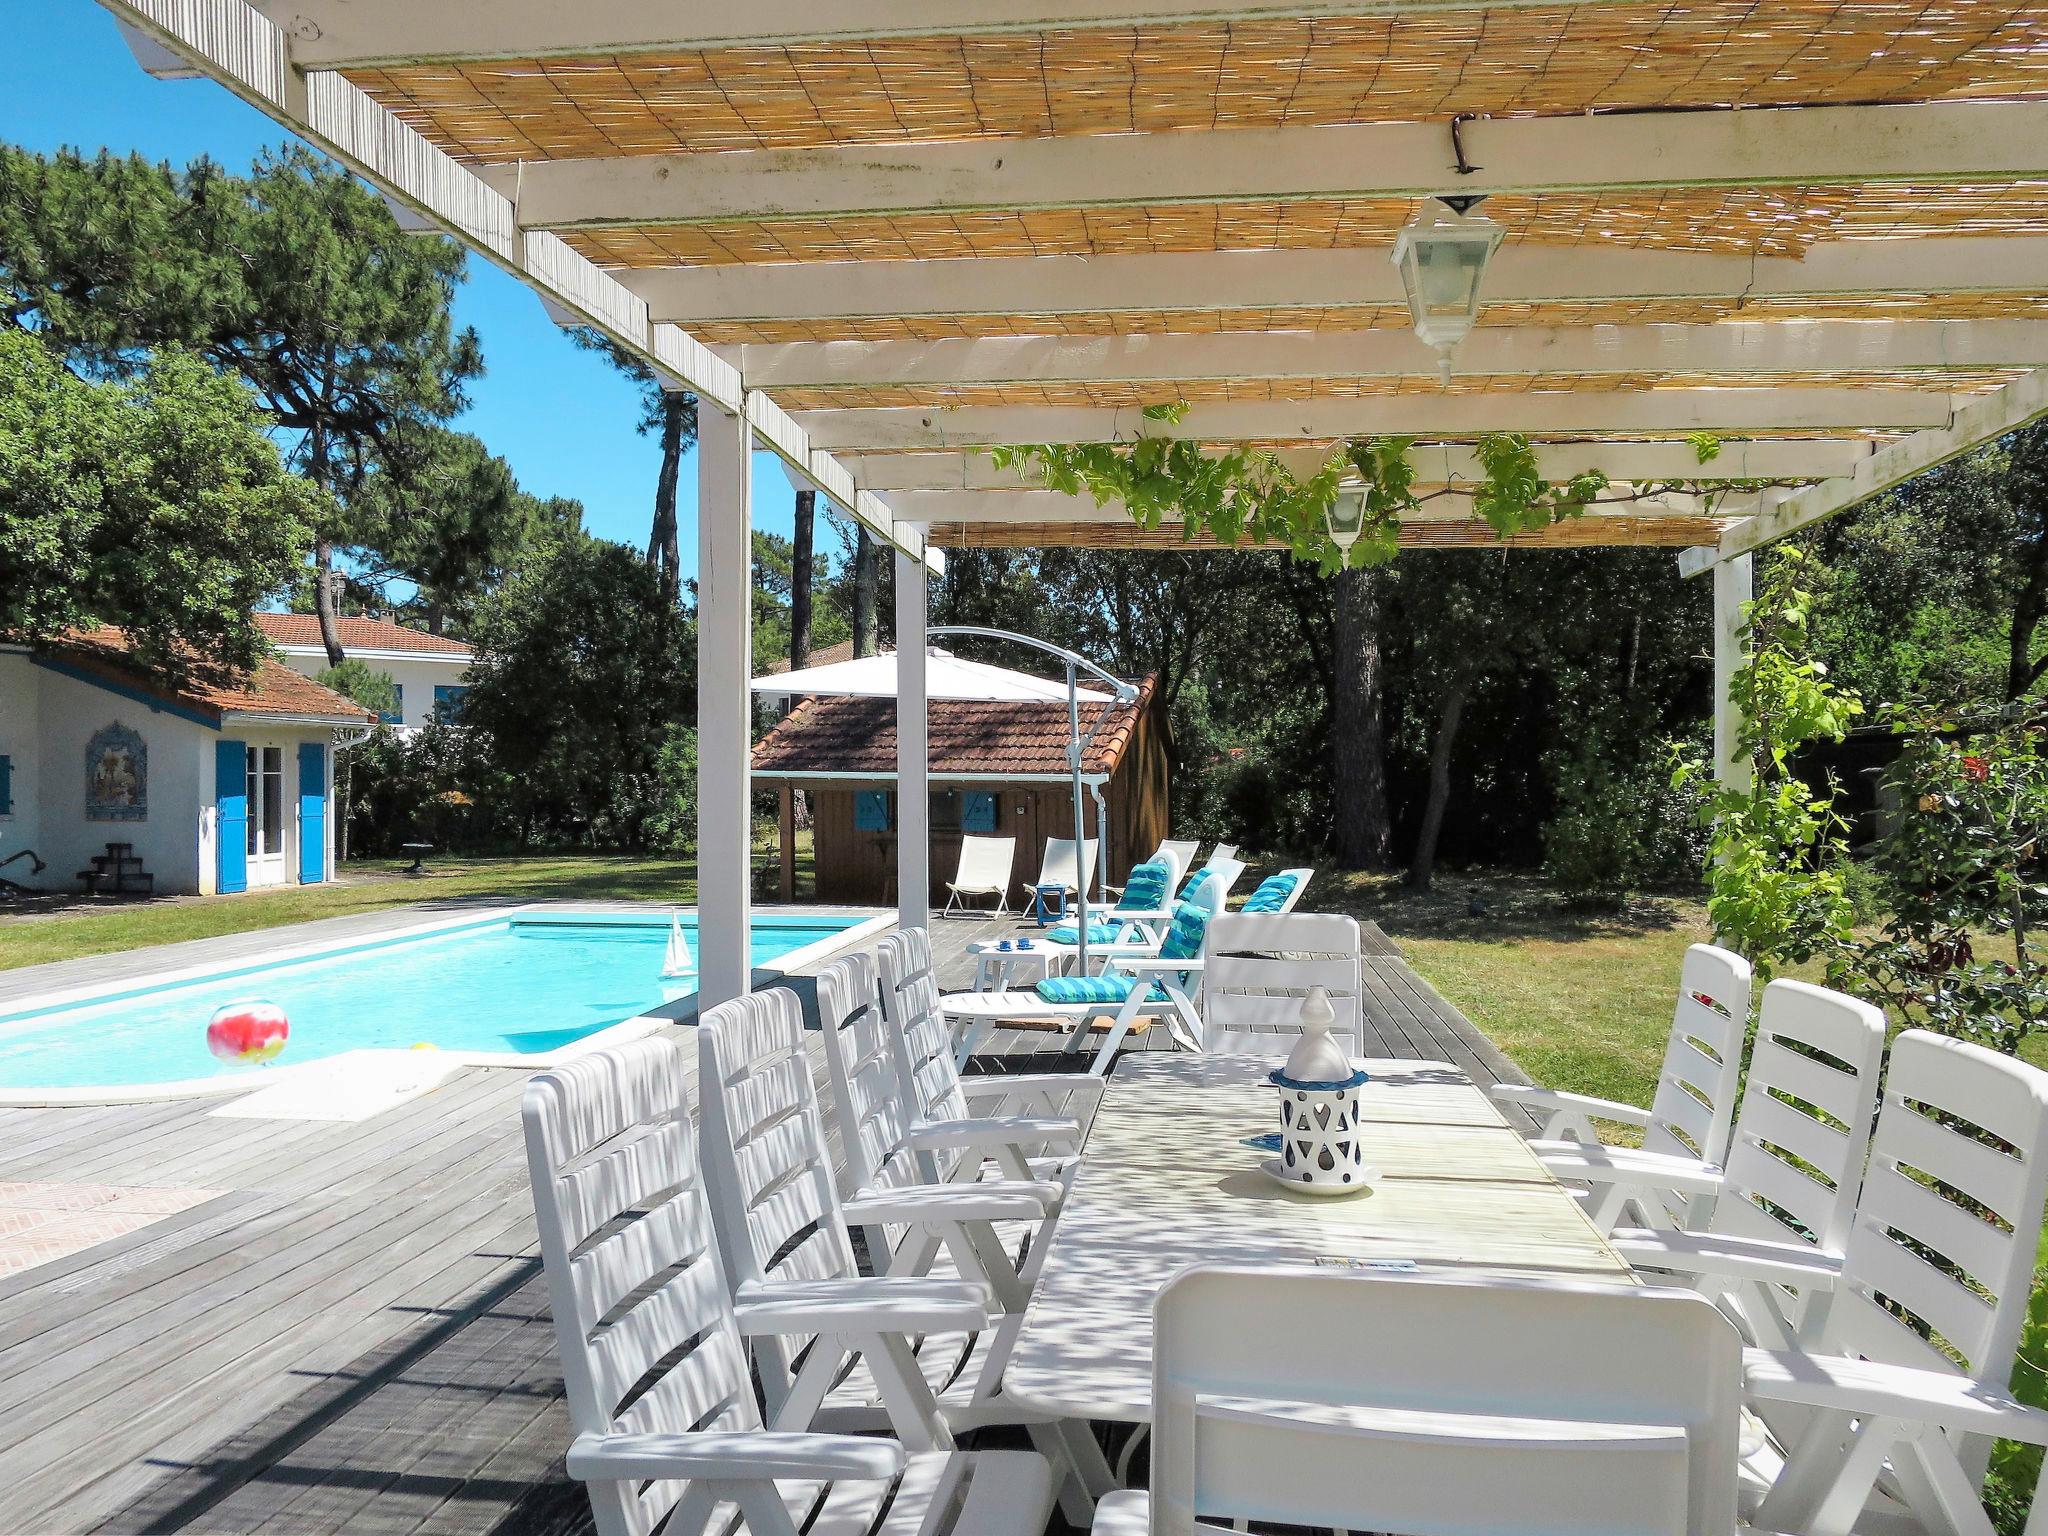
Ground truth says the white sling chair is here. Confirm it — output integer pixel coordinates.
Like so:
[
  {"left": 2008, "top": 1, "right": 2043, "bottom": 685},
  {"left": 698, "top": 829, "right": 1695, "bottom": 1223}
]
[
  {"left": 1639, "top": 1031, "right": 2048, "bottom": 1536},
  {"left": 943, "top": 834, "right": 1016, "bottom": 916},
  {"left": 695, "top": 987, "right": 1101, "bottom": 1516},
  {"left": 1197, "top": 912, "right": 1363, "bottom": 1059},
  {"left": 1031, "top": 837, "right": 1098, "bottom": 907},
  {"left": 1605, "top": 979, "right": 1887, "bottom": 1353},
  {"left": 877, "top": 926, "right": 1105, "bottom": 1150},
  {"left": 520, "top": 1037, "right": 1055, "bottom": 1536},
  {"left": 1493, "top": 943, "right": 1752, "bottom": 1229},
  {"left": 1094, "top": 1266, "right": 1743, "bottom": 1536}
]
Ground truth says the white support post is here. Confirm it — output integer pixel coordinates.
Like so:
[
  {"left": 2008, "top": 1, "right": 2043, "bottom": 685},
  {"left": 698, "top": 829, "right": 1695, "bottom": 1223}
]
[
  {"left": 895, "top": 551, "right": 930, "bottom": 934},
  {"left": 1713, "top": 554, "right": 1756, "bottom": 794},
  {"left": 698, "top": 401, "right": 754, "bottom": 1003}
]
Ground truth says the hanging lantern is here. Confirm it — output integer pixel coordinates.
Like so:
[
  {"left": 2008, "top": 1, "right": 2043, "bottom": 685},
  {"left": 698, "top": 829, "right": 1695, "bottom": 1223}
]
[
  {"left": 1390, "top": 197, "right": 1504, "bottom": 384},
  {"left": 1324, "top": 486, "right": 1368, "bottom": 557}
]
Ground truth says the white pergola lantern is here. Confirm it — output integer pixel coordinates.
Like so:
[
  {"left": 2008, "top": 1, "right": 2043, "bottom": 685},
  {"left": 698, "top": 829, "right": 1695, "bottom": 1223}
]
[
  {"left": 1324, "top": 486, "right": 1368, "bottom": 556},
  {"left": 1391, "top": 198, "right": 1505, "bottom": 384}
]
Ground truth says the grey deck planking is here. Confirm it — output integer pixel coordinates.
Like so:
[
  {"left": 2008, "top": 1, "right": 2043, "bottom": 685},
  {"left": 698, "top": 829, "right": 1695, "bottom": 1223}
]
[{"left": 0, "top": 904, "right": 1532, "bottom": 1534}]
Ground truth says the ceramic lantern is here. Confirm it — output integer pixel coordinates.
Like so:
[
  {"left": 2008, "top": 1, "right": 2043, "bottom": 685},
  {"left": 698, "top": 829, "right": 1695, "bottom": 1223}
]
[{"left": 1269, "top": 986, "right": 1370, "bottom": 1190}]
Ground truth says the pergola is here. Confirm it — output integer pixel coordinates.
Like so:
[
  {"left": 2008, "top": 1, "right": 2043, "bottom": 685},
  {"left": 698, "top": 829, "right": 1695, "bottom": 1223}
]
[{"left": 104, "top": 0, "right": 2048, "bottom": 1003}]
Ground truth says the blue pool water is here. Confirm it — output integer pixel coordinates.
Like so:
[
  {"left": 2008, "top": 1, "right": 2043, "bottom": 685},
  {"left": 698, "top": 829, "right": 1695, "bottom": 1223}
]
[{"left": 0, "top": 912, "right": 864, "bottom": 1090}]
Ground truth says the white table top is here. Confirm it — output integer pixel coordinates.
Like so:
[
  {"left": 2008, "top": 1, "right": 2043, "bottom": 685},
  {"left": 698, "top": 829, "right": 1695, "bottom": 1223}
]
[{"left": 1003, "top": 1052, "right": 1635, "bottom": 1423}]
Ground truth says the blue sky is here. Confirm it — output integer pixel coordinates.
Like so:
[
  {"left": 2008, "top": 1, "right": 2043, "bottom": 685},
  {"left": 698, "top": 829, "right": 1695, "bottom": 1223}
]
[{"left": 1, "top": 3, "right": 821, "bottom": 583}]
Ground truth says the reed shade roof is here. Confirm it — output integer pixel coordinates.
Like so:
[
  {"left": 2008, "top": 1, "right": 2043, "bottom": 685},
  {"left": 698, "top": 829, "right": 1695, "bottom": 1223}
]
[
  {"left": 691, "top": 294, "right": 2048, "bottom": 346},
  {"left": 345, "top": 5, "right": 2048, "bottom": 163},
  {"left": 765, "top": 370, "right": 2035, "bottom": 413},
  {"left": 929, "top": 515, "right": 1733, "bottom": 550}
]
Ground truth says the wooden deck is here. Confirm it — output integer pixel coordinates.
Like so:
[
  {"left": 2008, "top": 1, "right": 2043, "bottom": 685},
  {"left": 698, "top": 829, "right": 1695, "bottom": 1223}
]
[{"left": 0, "top": 904, "right": 1530, "bottom": 1534}]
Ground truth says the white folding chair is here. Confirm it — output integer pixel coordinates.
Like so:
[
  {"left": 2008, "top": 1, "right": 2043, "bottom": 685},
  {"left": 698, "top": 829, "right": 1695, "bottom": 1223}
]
[
  {"left": 1716, "top": 1031, "right": 2048, "bottom": 1536},
  {"left": 1197, "top": 912, "right": 1363, "bottom": 1059},
  {"left": 1607, "top": 979, "right": 1887, "bottom": 1352},
  {"left": 1031, "top": 836, "right": 1098, "bottom": 907},
  {"left": 1097, "top": 1266, "right": 1743, "bottom": 1536},
  {"left": 695, "top": 986, "right": 1103, "bottom": 1517},
  {"left": 520, "top": 1036, "right": 1055, "bottom": 1536},
  {"left": 944, "top": 833, "right": 1016, "bottom": 916},
  {"left": 1494, "top": 943, "right": 1751, "bottom": 1228},
  {"left": 878, "top": 926, "right": 1105, "bottom": 1148}
]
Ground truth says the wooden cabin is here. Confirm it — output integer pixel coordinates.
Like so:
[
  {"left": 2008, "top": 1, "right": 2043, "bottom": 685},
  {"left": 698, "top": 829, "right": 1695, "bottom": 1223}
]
[{"left": 753, "top": 674, "right": 1169, "bottom": 907}]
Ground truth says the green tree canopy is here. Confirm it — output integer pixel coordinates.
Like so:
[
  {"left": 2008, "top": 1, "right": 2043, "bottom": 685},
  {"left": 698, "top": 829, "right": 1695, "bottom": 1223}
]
[{"left": 0, "top": 327, "right": 315, "bottom": 674}]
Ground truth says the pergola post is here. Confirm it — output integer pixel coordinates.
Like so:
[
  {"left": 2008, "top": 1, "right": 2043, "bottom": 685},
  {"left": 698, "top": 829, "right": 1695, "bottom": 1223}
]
[
  {"left": 1712, "top": 553, "right": 1755, "bottom": 793},
  {"left": 895, "top": 550, "right": 930, "bottom": 933},
  {"left": 697, "top": 400, "right": 754, "bottom": 1003}
]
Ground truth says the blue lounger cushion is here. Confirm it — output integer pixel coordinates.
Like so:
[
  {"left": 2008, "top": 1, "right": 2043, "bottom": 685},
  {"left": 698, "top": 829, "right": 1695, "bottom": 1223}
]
[
  {"left": 1045, "top": 922, "right": 1123, "bottom": 946},
  {"left": 1034, "top": 971, "right": 1167, "bottom": 1006},
  {"left": 1240, "top": 872, "right": 1300, "bottom": 913}
]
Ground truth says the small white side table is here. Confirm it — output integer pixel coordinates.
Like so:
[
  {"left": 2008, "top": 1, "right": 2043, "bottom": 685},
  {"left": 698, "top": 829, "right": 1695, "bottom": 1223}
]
[{"left": 967, "top": 939, "right": 1054, "bottom": 993}]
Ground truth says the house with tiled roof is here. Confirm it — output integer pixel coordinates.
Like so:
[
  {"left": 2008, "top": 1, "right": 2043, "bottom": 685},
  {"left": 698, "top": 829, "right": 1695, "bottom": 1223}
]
[
  {"left": 0, "top": 629, "right": 375, "bottom": 898},
  {"left": 752, "top": 673, "right": 1168, "bottom": 907},
  {"left": 254, "top": 613, "right": 474, "bottom": 734}
]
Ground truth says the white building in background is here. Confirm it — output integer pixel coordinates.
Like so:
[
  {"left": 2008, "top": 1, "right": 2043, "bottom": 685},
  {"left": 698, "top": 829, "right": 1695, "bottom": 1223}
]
[
  {"left": 255, "top": 614, "right": 474, "bottom": 734},
  {"left": 0, "top": 629, "right": 374, "bottom": 896}
]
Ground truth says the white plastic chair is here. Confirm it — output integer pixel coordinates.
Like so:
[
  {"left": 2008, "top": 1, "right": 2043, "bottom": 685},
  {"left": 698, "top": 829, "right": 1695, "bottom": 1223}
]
[
  {"left": 943, "top": 833, "right": 1016, "bottom": 916},
  {"left": 520, "top": 1036, "right": 1055, "bottom": 1536},
  {"left": 877, "top": 926, "right": 1105, "bottom": 1148},
  {"left": 1102, "top": 843, "right": 1187, "bottom": 905},
  {"left": 1155, "top": 839, "right": 1199, "bottom": 876},
  {"left": 1607, "top": 979, "right": 1887, "bottom": 1351},
  {"left": 1676, "top": 1031, "right": 2048, "bottom": 1536},
  {"left": 1196, "top": 912, "right": 1363, "bottom": 1059},
  {"left": 1071, "top": 857, "right": 1243, "bottom": 975},
  {"left": 1493, "top": 943, "right": 1751, "bottom": 1227},
  {"left": 695, "top": 986, "right": 1101, "bottom": 1516},
  {"left": 1097, "top": 1266, "right": 1742, "bottom": 1536}
]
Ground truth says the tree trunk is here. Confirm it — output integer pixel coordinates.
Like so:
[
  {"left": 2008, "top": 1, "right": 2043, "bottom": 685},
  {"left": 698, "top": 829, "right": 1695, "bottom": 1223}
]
[
  {"left": 1331, "top": 565, "right": 1392, "bottom": 868},
  {"left": 313, "top": 542, "right": 346, "bottom": 668},
  {"left": 2008, "top": 545, "right": 2048, "bottom": 701},
  {"left": 1407, "top": 671, "right": 1475, "bottom": 891},
  {"left": 649, "top": 391, "right": 686, "bottom": 607},
  {"left": 852, "top": 526, "right": 881, "bottom": 657},
  {"left": 790, "top": 489, "right": 816, "bottom": 670}
]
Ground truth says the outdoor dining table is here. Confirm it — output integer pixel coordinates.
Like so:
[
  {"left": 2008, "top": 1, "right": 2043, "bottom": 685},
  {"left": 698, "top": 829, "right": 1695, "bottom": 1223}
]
[{"left": 1002, "top": 1052, "right": 1637, "bottom": 1425}]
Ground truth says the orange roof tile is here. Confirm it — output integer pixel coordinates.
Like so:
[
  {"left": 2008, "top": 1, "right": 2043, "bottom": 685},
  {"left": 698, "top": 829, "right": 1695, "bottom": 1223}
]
[
  {"left": 39, "top": 628, "right": 378, "bottom": 725},
  {"left": 253, "top": 612, "right": 472, "bottom": 656}
]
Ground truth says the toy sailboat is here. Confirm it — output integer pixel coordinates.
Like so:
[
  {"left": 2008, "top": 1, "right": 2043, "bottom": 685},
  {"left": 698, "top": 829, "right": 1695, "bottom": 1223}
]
[{"left": 658, "top": 915, "right": 696, "bottom": 1001}]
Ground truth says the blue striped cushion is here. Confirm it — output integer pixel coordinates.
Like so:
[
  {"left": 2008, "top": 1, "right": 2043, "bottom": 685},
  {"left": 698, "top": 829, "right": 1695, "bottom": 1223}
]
[
  {"left": 1177, "top": 868, "right": 1216, "bottom": 906},
  {"left": 1118, "top": 859, "right": 1171, "bottom": 912},
  {"left": 1035, "top": 971, "right": 1166, "bottom": 1005},
  {"left": 1241, "top": 872, "right": 1300, "bottom": 913},
  {"left": 1044, "top": 922, "right": 1121, "bottom": 946},
  {"left": 1158, "top": 899, "right": 1210, "bottom": 963}
]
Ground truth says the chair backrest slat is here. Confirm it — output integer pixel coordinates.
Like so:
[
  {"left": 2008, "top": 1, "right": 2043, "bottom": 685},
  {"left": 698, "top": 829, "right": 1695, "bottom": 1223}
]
[
  {"left": 878, "top": 928, "right": 972, "bottom": 1138},
  {"left": 1202, "top": 914, "right": 1363, "bottom": 1060},
  {"left": 1831, "top": 1030, "right": 2048, "bottom": 1399},
  {"left": 522, "top": 1038, "right": 759, "bottom": 1536},
  {"left": 816, "top": 952, "right": 922, "bottom": 1199},
  {"left": 1147, "top": 1268, "right": 1740, "bottom": 1536}
]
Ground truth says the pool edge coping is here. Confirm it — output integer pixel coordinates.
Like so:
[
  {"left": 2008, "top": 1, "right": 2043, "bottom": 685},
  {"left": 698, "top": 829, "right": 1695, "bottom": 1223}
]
[{"left": 0, "top": 905, "right": 896, "bottom": 1108}]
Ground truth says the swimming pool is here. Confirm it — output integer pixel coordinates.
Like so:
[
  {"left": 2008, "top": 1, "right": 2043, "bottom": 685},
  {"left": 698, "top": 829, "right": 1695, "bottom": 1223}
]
[{"left": 0, "top": 908, "right": 881, "bottom": 1096}]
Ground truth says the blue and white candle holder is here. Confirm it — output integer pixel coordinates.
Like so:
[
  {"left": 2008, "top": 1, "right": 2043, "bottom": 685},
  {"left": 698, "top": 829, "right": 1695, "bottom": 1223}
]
[{"left": 1264, "top": 987, "right": 1375, "bottom": 1194}]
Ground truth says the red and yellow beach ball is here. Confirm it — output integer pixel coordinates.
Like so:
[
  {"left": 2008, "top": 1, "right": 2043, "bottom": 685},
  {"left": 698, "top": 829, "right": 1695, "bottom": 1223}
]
[{"left": 206, "top": 1001, "right": 290, "bottom": 1065}]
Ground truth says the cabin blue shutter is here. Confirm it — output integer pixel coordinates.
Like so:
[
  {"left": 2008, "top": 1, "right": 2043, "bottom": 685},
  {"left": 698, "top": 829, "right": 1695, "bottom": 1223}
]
[
  {"left": 962, "top": 791, "right": 997, "bottom": 832},
  {"left": 0, "top": 755, "right": 12, "bottom": 817},
  {"left": 215, "top": 740, "right": 248, "bottom": 893},
  {"left": 297, "top": 741, "right": 327, "bottom": 884}
]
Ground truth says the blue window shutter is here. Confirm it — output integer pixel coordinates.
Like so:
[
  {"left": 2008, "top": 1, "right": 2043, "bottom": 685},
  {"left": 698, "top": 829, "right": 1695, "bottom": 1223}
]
[
  {"left": 0, "top": 755, "right": 12, "bottom": 817},
  {"left": 855, "top": 791, "right": 893, "bottom": 832},
  {"left": 433, "top": 684, "right": 468, "bottom": 723},
  {"left": 380, "top": 683, "right": 403, "bottom": 726},
  {"left": 297, "top": 741, "right": 326, "bottom": 884},
  {"left": 215, "top": 739, "right": 248, "bottom": 893},
  {"left": 963, "top": 791, "right": 997, "bottom": 832}
]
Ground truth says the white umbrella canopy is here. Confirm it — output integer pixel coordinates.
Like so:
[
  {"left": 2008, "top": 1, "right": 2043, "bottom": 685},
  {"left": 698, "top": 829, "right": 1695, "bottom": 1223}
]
[{"left": 752, "top": 647, "right": 1112, "bottom": 704}]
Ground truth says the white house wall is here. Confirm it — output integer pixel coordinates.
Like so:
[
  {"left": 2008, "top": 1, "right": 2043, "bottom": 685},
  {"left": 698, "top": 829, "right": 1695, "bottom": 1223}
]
[
  {"left": 270, "top": 649, "right": 469, "bottom": 731},
  {"left": 0, "top": 655, "right": 45, "bottom": 866}
]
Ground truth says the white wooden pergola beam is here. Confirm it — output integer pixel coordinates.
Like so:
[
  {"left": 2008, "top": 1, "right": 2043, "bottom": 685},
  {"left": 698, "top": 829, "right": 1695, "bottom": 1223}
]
[
  {"left": 626, "top": 238, "right": 2048, "bottom": 325},
  {"left": 1679, "top": 366, "right": 2048, "bottom": 575},
  {"left": 846, "top": 439, "right": 1879, "bottom": 491},
  {"left": 255, "top": 0, "right": 1659, "bottom": 69},
  {"left": 97, "top": 0, "right": 932, "bottom": 568},
  {"left": 881, "top": 487, "right": 1750, "bottom": 525},
  {"left": 797, "top": 392, "right": 1952, "bottom": 450},
  {"left": 501, "top": 101, "right": 2048, "bottom": 229},
  {"left": 737, "top": 320, "right": 2048, "bottom": 389}
]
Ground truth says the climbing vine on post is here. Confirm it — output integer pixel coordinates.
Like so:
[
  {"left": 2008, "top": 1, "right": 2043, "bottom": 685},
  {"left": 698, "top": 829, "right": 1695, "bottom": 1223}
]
[{"left": 988, "top": 406, "right": 1733, "bottom": 572}]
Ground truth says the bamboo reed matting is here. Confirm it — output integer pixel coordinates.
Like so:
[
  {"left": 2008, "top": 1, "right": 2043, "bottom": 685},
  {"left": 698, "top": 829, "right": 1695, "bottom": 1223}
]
[
  {"left": 691, "top": 293, "right": 2048, "bottom": 345},
  {"left": 766, "top": 370, "right": 2024, "bottom": 413},
  {"left": 347, "top": 5, "right": 2047, "bottom": 164},
  {"left": 563, "top": 183, "right": 2048, "bottom": 268},
  {"left": 927, "top": 514, "right": 1732, "bottom": 550}
]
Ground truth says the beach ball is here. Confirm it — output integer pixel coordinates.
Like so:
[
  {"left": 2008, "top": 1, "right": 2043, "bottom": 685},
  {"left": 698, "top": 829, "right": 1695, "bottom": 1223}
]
[{"left": 207, "top": 1001, "right": 290, "bottom": 1065}]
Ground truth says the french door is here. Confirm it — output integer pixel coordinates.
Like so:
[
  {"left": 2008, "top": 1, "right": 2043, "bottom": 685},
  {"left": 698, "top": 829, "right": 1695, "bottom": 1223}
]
[{"left": 244, "top": 745, "right": 287, "bottom": 887}]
